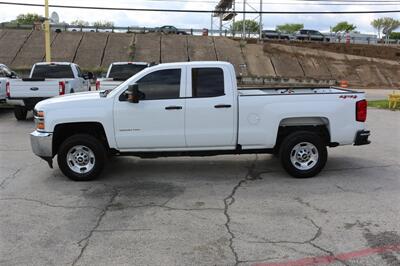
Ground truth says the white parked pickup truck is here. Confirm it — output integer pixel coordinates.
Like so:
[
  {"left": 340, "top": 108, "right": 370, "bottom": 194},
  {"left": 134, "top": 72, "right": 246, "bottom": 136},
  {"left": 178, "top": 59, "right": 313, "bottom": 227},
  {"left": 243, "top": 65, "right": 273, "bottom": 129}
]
[
  {"left": 95, "top": 62, "right": 149, "bottom": 91},
  {"left": 30, "top": 62, "right": 371, "bottom": 181},
  {"left": 7, "top": 62, "right": 92, "bottom": 120},
  {"left": 0, "top": 64, "right": 18, "bottom": 102}
]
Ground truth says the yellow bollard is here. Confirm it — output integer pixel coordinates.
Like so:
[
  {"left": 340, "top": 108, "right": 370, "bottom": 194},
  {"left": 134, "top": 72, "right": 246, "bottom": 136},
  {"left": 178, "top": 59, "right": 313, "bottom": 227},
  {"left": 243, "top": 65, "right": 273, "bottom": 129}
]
[{"left": 388, "top": 90, "right": 400, "bottom": 110}]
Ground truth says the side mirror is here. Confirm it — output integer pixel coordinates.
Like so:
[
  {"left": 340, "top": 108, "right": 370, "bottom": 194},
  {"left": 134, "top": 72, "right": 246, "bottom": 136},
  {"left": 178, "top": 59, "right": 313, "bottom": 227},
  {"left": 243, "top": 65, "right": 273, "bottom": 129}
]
[
  {"left": 83, "top": 72, "right": 94, "bottom": 80},
  {"left": 125, "top": 84, "right": 140, "bottom": 103},
  {"left": 8, "top": 71, "right": 17, "bottom": 79}
]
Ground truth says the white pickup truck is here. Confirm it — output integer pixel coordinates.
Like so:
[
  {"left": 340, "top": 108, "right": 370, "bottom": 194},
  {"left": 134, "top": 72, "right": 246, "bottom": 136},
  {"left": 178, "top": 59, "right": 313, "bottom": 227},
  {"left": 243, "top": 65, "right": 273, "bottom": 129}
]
[
  {"left": 0, "top": 64, "right": 18, "bottom": 102},
  {"left": 30, "top": 62, "right": 370, "bottom": 181},
  {"left": 95, "top": 62, "right": 149, "bottom": 91},
  {"left": 7, "top": 62, "right": 92, "bottom": 120}
]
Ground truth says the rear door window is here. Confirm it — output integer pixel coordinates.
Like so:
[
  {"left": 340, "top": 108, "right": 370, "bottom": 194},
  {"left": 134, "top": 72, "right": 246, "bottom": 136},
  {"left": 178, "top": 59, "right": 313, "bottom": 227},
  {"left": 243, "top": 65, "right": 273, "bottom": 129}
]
[
  {"left": 31, "top": 65, "right": 74, "bottom": 79},
  {"left": 192, "top": 68, "right": 224, "bottom": 98}
]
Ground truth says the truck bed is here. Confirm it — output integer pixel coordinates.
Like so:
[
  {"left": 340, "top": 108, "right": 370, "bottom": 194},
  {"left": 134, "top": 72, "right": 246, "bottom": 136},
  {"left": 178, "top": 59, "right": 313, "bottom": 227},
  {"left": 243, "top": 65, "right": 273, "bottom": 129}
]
[{"left": 238, "top": 87, "right": 360, "bottom": 96}]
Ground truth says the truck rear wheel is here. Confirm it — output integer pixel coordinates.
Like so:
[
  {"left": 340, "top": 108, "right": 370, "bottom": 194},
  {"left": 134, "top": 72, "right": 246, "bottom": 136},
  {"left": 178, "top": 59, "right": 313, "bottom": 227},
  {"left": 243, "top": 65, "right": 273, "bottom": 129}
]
[
  {"left": 279, "top": 131, "right": 327, "bottom": 178},
  {"left": 14, "top": 106, "right": 27, "bottom": 120},
  {"left": 57, "top": 134, "right": 106, "bottom": 181}
]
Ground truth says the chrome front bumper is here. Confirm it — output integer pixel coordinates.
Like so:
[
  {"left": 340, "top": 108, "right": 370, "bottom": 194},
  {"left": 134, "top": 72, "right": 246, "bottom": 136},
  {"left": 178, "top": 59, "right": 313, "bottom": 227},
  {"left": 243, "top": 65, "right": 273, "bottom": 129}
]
[{"left": 30, "top": 131, "right": 53, "bottom": 158}]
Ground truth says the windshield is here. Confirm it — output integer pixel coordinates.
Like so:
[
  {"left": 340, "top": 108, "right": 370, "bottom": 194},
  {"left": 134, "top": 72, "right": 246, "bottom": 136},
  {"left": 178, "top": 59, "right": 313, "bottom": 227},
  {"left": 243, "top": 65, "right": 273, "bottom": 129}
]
[
  {"left": 31, "top": 65, "right": 74, "bottom": 79},
  {"left": 108, "top": 64, "right": 148, "bottom": 80}
]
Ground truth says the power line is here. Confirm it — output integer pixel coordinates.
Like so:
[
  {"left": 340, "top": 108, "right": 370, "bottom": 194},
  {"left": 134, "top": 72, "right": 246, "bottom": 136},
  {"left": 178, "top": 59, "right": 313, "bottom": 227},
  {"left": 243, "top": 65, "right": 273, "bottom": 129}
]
[
  {"left": 125, "top": 0, "right": 400, "bottom": 6},
  {"left": 0, "top": 1, "right": 399, "bottom": 14},
  {"left": 131, "top": 0, "right": 400, "bottom": 3}
]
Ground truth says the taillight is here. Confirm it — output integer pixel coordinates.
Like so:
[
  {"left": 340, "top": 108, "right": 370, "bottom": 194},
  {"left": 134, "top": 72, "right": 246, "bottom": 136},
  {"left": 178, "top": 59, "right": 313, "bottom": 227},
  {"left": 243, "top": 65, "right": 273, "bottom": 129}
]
[
  {"left": 356, "top": 100, "right": 367, "bottom": 122},
  {"left": 59, "top": 81, "right": 65, "bottom": 95},
  {"left": 95, "top": 80, "right": 100, "bottom": 90},
  {"left": 6, "top": 81, "right": 10, "bottom": 98},
  {"left": 340, "top": 80, "right": 349, "bottom": 88}
]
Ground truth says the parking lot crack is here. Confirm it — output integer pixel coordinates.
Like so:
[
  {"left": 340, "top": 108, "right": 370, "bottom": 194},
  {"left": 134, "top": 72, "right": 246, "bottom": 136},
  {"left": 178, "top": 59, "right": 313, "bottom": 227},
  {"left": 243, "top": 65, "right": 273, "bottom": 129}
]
[
  {"left": 0, "top": 197, "right": 101, "bottom": 210},
  {"left": 294, "top": 197, "right": 329, "bottom": 214},
  {"left": 306, "top": 217, "right": 350, "bottom": 266},
  {"left": 223, "top": 155, "right": 260, "bottom": 265},
  {"left": 0, "top": 168, "right": 21, "bottom": 189},
  {"left": 247, "top": 216, "right": 349, "bottom": 265},
  {"left": 71, "top": 187, "right": 119, "bottom": 266}
]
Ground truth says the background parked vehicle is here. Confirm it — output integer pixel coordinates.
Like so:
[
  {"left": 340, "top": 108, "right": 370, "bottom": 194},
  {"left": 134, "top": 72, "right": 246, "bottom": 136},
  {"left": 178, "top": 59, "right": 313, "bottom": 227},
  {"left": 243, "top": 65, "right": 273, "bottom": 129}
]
[
  {"left": 262, "top": 30, "right": 290, "bottom": 40},
  {"left": 295, "top": 29, "right": 330, "bottom": 42},
  {"left": 154, "top": 25, "right": 188, "bottom": 35},
  {"left": 7, "top": 62, "right": 92, "bottom": 120},
  {"left": 0, "top": 64, "right": 18, "bottom": 103},
  {"left": 96, "top": 62, "right": 150, "bottom": 91}
]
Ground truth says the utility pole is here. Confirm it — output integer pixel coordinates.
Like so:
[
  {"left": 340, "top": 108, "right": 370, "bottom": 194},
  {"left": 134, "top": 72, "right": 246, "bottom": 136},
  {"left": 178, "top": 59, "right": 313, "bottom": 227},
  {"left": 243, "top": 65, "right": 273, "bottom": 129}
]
[
  {"left": 259, "top": 0, "right": 263, "bottom": 41},
  {"left": 44, "top": 0, "right": 51, "bottom": 62},
  {"left": 210, "top": 13, "right": 213, "bottom": 36},
  {"left": 242, "top": 0, "right": 246, "bottom": 39}
]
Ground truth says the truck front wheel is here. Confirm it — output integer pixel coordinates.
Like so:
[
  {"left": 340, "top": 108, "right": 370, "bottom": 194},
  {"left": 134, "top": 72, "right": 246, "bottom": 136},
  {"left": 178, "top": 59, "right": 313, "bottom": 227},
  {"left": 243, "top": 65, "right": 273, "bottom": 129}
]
[
  {"left": 57, "top": 134, "right": 106, "bottom": 181},
  {"left": 279, "top": 131, "right": 327, "bottom": 178},
  {"left": 14, "top": 106, "right": 27, "bottom": 120}
]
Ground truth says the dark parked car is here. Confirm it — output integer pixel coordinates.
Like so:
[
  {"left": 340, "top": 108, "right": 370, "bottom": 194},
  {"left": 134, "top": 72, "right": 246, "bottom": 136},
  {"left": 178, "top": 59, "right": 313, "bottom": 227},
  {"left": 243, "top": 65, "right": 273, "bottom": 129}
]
[
  {"left": 154, "top": 25, "right": 188, "bottom": 35},
  {"left": 295, "top": 29, "right": 330, "bottom": 42},
  {"left": 262, "top": 30, "right": 290, "bottom": 40}
]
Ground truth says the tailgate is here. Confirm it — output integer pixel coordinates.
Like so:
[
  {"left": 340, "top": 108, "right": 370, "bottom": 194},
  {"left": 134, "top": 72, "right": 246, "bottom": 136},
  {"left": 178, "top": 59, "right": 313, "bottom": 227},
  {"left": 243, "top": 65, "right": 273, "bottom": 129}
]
[
  {"left": 0, "top": 79, "right": 6, "bottom": 99},
  {"left": 99, "top": 80, "right": 123, "bottom": 91},
  {"left": 9, "top": 80, "right": 60, "bottom": 98}
]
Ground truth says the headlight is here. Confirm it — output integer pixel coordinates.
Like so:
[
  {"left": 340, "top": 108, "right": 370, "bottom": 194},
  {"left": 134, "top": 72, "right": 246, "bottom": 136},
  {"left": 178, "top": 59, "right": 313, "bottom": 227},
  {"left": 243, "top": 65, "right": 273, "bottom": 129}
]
[{"left": 34, "top": 110, "right": 45, "bottom": 131}]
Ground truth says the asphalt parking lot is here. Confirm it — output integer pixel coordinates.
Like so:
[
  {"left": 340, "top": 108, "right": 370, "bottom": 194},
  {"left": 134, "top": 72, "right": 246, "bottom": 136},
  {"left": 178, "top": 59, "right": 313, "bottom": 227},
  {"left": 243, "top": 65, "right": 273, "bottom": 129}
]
[{"left": 0, "top": 107, "right": 399, "bottom": 266}]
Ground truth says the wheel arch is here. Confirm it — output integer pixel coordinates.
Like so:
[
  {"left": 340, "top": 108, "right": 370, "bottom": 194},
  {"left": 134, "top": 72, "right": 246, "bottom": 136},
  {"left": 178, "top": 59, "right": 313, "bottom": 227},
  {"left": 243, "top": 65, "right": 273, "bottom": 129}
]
[
  {"left": 52, "top": 122, "right": 110, "bottom": 156},
  {"left": 274, "top": 117, "right": 332, "bottom": 152}
]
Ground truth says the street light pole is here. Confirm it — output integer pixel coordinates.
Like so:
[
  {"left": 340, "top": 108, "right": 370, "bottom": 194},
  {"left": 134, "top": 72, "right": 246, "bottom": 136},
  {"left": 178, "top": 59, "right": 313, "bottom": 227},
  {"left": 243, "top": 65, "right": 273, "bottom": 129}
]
[{"left": 44, "top": 0, "right": 51, "bottom": 62}]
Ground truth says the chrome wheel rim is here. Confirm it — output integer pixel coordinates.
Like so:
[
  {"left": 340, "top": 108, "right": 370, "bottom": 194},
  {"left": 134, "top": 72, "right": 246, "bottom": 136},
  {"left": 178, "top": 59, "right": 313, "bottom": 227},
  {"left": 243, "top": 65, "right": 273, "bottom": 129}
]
[
  {"left": 290, "top": 142, "right": 319, "bottom": 171},
  {"left": 66, "top": 145, "right": 95, "bottom": 174}
]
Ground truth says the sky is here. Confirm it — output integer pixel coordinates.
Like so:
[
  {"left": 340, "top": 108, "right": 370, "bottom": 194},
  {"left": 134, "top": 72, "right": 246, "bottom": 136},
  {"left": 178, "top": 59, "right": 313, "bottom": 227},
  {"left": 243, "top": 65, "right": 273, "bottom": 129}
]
[{"left": 0, "top": 0, "right": 399, "bottom": 34}]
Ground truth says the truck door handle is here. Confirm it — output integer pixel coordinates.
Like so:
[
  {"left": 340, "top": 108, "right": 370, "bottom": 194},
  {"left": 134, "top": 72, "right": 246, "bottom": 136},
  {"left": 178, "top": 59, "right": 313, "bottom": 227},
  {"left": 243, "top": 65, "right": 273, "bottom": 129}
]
[
  {"left": 30, "top": 87, "right": 39, "bottom": 91},
  {"left": 214, "top": 104, "right": 231, "bottom": 109},
  {"left": 165, "top": 106, "right": 183, "bottom": 110}
]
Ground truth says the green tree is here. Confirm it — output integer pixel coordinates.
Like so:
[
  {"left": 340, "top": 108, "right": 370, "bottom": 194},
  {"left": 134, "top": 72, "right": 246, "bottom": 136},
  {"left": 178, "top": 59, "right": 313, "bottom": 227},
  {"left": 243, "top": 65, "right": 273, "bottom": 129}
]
[
  {"left": 11, "top": 13, "right": 44, "bottom": 25},
  {"left": 332, "top": 21, "right": 356, "bottom": 33},
  {"left": 371, "top": 18, "right": 385, "bottom": 39},
  {"left": 92, "top": 20, "right": 114, "bottom": 28},
  {"left": 70, "top": 19, "right": 89, "bottom": 26},
  {"left": 381, "top": 17, "right": 400, "bottom": 40},
  {"left": 389, "top": 32, "right": 400, "bottom": 40},
  {"left": 230, "top": 20, "right": 261, "bottom": 36},
  {"left": 276, "top": 23, "right": 304, "bottom": 34}
]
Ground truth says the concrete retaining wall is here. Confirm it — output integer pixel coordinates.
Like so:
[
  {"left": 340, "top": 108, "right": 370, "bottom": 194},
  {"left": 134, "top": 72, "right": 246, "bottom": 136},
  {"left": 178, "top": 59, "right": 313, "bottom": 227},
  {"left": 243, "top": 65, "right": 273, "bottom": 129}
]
[
  {"left": 1, "top": 30, "right": 399, "bottom": 88},
  {"left": 101, "top": 33, "right": 134, "bottom": 68},
  {"left": 187, "top": 36, "right": 217, "bottom": 61},
  {"left": 161, "top": 35, "right": 188, "bottom": 63},
  {"left": 133, "top": 33, "right": 161, "bottom": 63},
  {"left": 214, "top": 37, "right": 247, "bottom": 76},
  {"left": 74, "top": 32, "right": 108, "bottom": 69},
  {"left": 51, "top": 32, "right": 83, "bottom": 62},
  {"left": 12, "top": 31, "right": 56, "bottom": 68},
  {"left": 0, "top": 30, "right": 32, "bottom": 66}
]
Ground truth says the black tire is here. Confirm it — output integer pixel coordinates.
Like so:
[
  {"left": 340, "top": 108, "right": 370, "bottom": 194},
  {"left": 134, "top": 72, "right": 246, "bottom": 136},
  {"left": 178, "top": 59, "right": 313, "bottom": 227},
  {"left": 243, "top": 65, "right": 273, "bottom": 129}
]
[
  {"left": 14, "top": 106, "right": 27, "bottom": 120},
  {"left": 279, "top": 131, "right": 327, "bottom": 178},
  {"left": 57, "top": 134, "right": 106, "bottom": 181}
]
